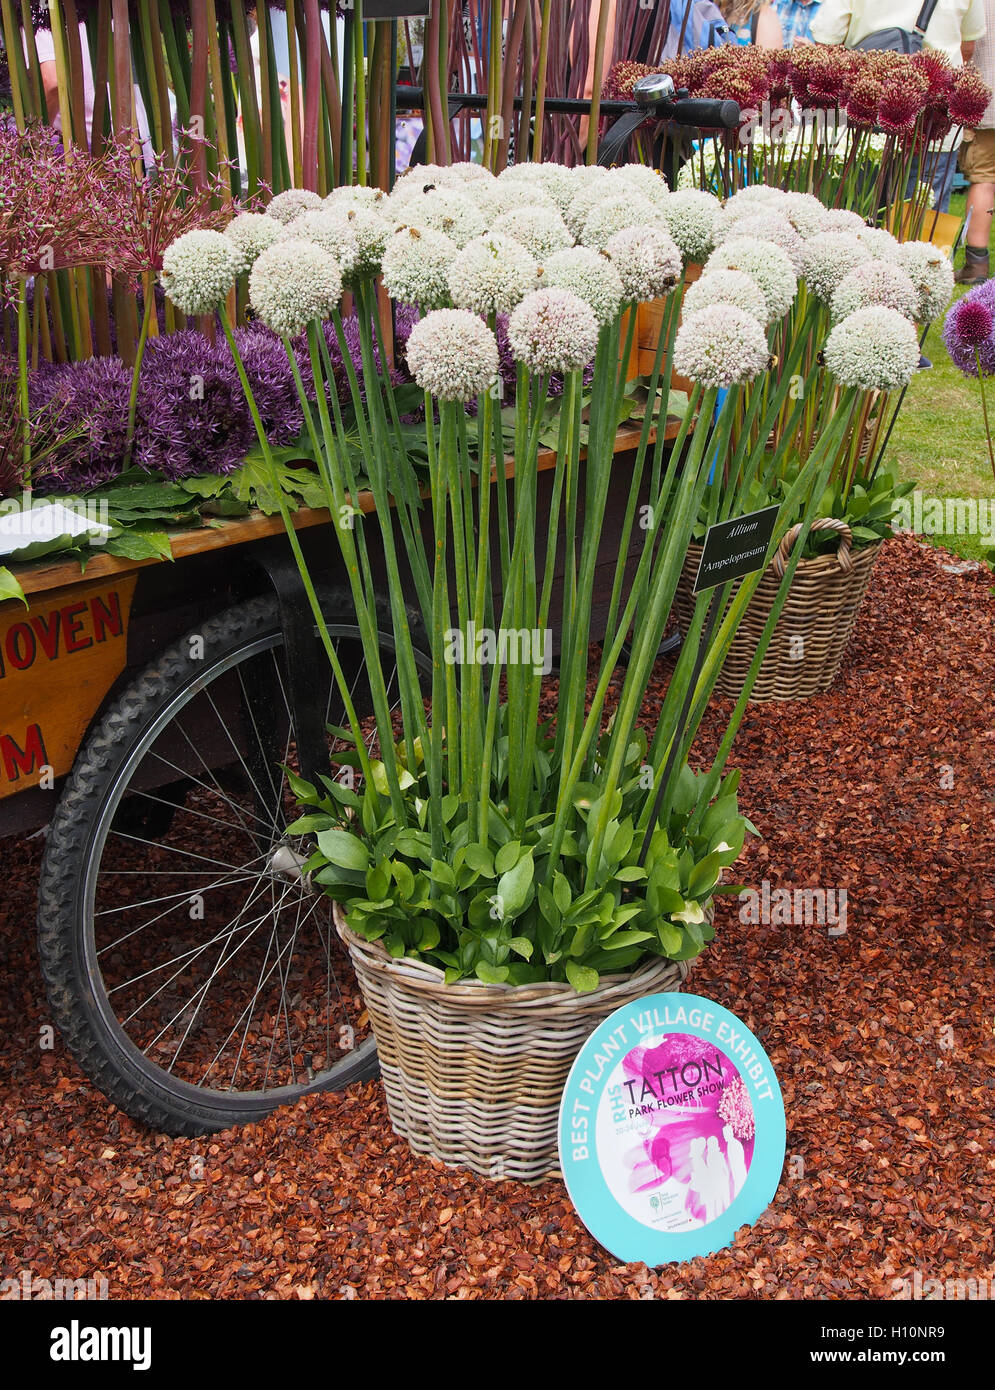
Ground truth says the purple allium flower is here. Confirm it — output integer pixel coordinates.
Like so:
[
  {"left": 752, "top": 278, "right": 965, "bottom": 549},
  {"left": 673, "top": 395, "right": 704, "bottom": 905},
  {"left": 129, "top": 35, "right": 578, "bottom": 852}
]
[
  {"left": 943, "top": 290, "right": 995, "bottom": 377},
  {"left": 231, "top": 324, "right": 303, "bottom": 445},
  {"left": 135, "top": 330, "right": 254, "bottom": 479},
  {"left": 29, "top": 355, "right": 134, "bottom": 491}
]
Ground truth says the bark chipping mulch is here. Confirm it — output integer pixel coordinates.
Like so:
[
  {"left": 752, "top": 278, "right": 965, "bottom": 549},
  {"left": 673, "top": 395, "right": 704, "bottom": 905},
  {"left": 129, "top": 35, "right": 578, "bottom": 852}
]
[{"left": 0, "top": 535, "right": 992, "bottom": 1300}]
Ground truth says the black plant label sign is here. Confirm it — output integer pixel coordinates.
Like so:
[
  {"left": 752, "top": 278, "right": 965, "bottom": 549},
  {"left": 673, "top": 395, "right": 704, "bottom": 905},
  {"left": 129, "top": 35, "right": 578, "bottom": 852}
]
[
  {"left": 692, "top": 504, "right": 780, "bottom": 595},
  {"left": 359, "top": 0, "right": 431, "bottom": 16}
]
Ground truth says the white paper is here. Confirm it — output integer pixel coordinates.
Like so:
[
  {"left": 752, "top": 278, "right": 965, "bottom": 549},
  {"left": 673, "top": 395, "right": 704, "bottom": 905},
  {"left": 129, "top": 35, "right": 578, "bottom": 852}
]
[{"left": 0, "top": 502, "right": 112, "bottom": 558}]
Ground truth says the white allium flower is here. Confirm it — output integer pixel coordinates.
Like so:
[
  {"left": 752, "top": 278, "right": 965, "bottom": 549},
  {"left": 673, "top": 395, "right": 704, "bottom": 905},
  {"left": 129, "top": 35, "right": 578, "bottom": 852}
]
[
  {"left": 223, "top": 213, "right": 281, "bottom": 275},
  {"left": 800, "top": 231, "right": 872, "bottom": 302},
  {"left": 580, "top": 193, "right": 665, "bottom": 252},
  {"left": 340, "top": 206, "right": 391, "bottom": 277},
  {"left": 266, "top": 188, "right": 324, "bottom": 224},
  {"left": 781, "top": 191, "right": 831, "bottom": 239},
  {"left": 673, "top": 304, "right": 770, "bottom": 389},
  {"left": 499, "top": 161, "right": 580, "bottom": 215},
  {"left": 724, "top": 185, "right": 789, "bottom": 214},
  {"left": 276, "top": 212, "right": 360, "bottom": 279},
  {"left": 684, "top": 268, "right": 768, "bottom": 326},
  {"left": 447, "top": 232, "right": 538, "bottom": 316},
  {"left": 830, "top": 260, "right": 919, "bottom": 324},
  {"left": 823, "top": 306, "right": 920, "bottom": 391},
  {"left": 248, "top": 241, "right": 343, "bottom": 336},
  {"left": 606, "top": 163, "right": 670, "bottom": 208},
  {"left": 392, "top": 163, "right": 478, "bottom": 196},
  {"left": 705, "top": 237, "right": 797, "bottom": 322},
  {"left": 716, "top": 212, "right": 804, "bottom": 272},
  {"left": 507, "top": 287, "right": 599, "bottom": 374},
  {"left": 160, "top": 229, "right": 240, "bottom": 315},
  {"left": 492, "top": 204, "right": 573, "bottom": 259},
  {"left": 661, "top": 189, "right": 723, "bottom": 264},
  {"left": 381, "top": 224, "right": 456, "bottom": 311},
  {"left": 465, "top": 177, "right": 558, "bottom": 222},
  {"left": 564, "top": 177, "right": 616, "bottom": 240},
  {"left": 820, "top": 208, "right": 867, "bottom": 235},
  {"left": 857, "top": 225, "right": 906, "bottom": 265},
  {"left": 323, "top": 184, "right": 388, "bottom": 214},
  {"left": 897, "top": 240, "right": 955, "bottom": 322},
  {"left": 541, "top": 246, "right": 624, "bottom": 326},
  {"left": 395, "top": 188, "right": 486, "bottom": 248},
  {"left": 605, "top": 224, "right": 682, "bottom": 302},
  {"left": 405, "top": 308, "right": 499, "bottom": 401}
]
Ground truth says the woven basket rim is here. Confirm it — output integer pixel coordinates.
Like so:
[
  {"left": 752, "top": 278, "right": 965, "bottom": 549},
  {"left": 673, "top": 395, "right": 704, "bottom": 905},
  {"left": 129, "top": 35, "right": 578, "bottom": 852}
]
[
  {"left": 334, "top": 905, "right": 692, "bottom": 1012},
  {"left": 686, "top": 535, "right": 882, "bottom": 579}
]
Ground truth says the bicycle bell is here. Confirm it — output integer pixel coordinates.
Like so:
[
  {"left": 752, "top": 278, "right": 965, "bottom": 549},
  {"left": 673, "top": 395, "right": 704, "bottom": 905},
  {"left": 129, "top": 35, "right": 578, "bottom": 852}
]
[{"left": 632, "top": 73, "right": 676, "bottom": 108}]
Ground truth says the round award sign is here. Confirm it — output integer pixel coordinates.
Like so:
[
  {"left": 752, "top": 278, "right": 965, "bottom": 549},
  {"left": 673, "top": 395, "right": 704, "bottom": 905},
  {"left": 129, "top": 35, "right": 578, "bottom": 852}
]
[{"left": 558, "top": 992, "right": 786, "bottom": 1265}]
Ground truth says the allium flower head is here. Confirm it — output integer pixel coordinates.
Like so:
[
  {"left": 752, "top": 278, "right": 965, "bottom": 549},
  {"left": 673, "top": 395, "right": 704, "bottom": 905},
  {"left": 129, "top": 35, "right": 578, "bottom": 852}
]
[
  {"left": 820, "top": 208, "right": 867, "bottom": 236},
  {"left": 160, "top": 229, "right": 240, "bottom": 315},
  {"left": 898, "top": 241, "right": 954, "bottom": 322},
  {"left": 500, "top": 161, "right": 580, "bottom": 215},
  {"left": 493, "top": 204, "right": 573, "bottom": 259},
  {"left": 224, "top": 213, "right": 281, "bottom": 274},
  {"left": 249, "top": 241, "right": 343, "bottom": 336},
  {"left": 830, "top": 260, "right": 919, "bottom": 324},
  {"left": 323, "top": 184, "right": 388, "bottom": 214},
  {"left": 606, "top": 163, "right": 670, "bottom": 208},
  {"left": 824, "top": 306, "right": 920, "bottom": 390},
  {"left": 541, "top": 246, "right": 624, "bottom": 326},
  {"left": 684, "top": 268, "right": 768, "bottom": 326},
  {"left": 276, "top": 211, "right": 360, "bottom": 278},
  {"left": 780, "top": 192, "right": 831, "bottom": 239},
  {"left": 266, "top": 188, "right": 324, "bottom": 224},
  {"left": 724, "top": 185, "right": 788, "bottom": 216},
  {"left": 564, "top": 175, "right": 616, "bottom": 240},
  {"left": 605, "top": 225, "right": 682, "bottom": 301},
  {"left": 801, "top": 231, "right": 872, "bottom": 302},
  {"left": 717, "top": 212, "right": 804, "bottom": 272},
  {"left": 949, "top": 64, "right": 992, "bottom": 126},
  {"left": 507, "top": 287, "right": 599, "bottom": 375},
  {"left": 661, "top": 189, "right": 722, "bottom": 264},
  {"left": 340, "top": 206, "right": 391, "bottom": 278},
  {"left": 579, "top": 193, "right": 664, "bottom": 252},
  {"left": 943, "top": 292, "right": 995, "bottom": 375},
  {"left": 466, "top": 177, "right": 557, "bottom": 222},
  {"left": 397, "top": 188, "right": 486, "bottom": 248},
  {"left": 447, "top": 232, "right": 538, "bottom": 317},
  {"left": 878, "top": 71, "right": 928, "bottom": 134},
  {"left": 405, "top": 309, "right": 499, "bottom": 401},
  {"left": 857, "top": 225, "right": 905, "bottom": 265},
  {"left": 706, "top": 237, "right": 797, "bottom": 322},
  {"left": 673, "top": 303, "right": 770, "bottom": 390},
  {"left": 381, "top": 224, "right": 456, "bottom": 311}
]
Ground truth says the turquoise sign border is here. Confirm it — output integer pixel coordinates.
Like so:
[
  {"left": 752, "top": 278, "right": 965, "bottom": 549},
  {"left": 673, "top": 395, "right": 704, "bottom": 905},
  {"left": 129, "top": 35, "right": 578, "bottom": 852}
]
[{"left": 558, "top": 992, "right": 786, "bottom": 1265}]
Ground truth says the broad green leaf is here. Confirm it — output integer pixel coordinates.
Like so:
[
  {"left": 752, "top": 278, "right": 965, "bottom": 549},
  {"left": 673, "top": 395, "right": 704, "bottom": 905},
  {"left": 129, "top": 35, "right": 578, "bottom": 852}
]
[
  {"left": 0, "top": 567, "right": 26, "bottom": 607},
  {"left": 565, "top": 961, "right": 599, "bottom": 993},
  {"left": 494, "top": 839, "right": 522, "bottom": 874},
  {"left": 315, "top": 827, "right": 369, "bottom": 871},
  {"left": 496, "top": 850, "right": 535, "bottom": 917},
  {"left": 475, "top": 961, "right": 510, "bottom": 985}
]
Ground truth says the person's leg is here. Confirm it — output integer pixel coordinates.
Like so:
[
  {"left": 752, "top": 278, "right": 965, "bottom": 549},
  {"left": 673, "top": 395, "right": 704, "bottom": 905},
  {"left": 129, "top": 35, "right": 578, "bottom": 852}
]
[{"left": 956, "top": 130, "right": 995, "bottom": 284}]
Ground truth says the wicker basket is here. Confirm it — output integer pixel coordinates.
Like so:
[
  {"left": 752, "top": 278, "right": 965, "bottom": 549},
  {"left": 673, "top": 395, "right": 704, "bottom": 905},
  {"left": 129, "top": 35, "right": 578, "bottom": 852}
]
[
  {"left": 676, "top": 519, "right": 881, "bottom": 701},
  {"left": 335, "top": 906, "right": 695, "bottom": 1184}
]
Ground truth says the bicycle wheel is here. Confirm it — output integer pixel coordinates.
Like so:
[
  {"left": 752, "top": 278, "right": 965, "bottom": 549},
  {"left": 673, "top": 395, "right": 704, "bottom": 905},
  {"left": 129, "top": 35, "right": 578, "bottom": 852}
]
[{"left": 37, "top": 590, "right": 428, "bottom": 1135}]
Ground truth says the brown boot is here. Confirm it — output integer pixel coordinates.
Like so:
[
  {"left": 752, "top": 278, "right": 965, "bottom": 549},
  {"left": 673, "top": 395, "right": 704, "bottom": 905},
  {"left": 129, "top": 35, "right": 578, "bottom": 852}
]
[{"left": 956, "top": 250, "right": 990, "bottom": 285}]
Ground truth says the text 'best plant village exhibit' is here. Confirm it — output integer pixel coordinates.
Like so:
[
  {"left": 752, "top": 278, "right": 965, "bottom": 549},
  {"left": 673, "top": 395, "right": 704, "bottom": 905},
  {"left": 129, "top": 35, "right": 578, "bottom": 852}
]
[{"left": 0, "top": 0, "right": 993, "bottom": 1330}]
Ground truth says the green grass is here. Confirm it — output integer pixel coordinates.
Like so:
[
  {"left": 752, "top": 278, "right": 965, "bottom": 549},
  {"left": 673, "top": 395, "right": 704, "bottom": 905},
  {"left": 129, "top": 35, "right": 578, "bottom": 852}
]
[{"left": 886, "top": 191, "right": 995, "bottom": 565}]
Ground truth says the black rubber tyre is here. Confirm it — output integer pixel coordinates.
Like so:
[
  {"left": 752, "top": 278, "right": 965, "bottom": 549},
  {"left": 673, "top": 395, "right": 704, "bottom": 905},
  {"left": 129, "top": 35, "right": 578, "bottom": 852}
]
[{"left": 37, "top": 591, "right": 426, "bottom": 1136}]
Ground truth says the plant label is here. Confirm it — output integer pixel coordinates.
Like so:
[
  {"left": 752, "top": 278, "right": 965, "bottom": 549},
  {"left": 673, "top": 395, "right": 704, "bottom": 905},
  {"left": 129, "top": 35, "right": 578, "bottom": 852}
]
[{"left": 692, "top": 504, "right": 780, "bottom": 595}]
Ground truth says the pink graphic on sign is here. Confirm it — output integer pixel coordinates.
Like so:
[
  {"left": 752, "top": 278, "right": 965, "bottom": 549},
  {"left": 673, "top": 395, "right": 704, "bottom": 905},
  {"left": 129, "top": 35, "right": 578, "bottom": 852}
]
[{"left": 596, "top": 1032, "right": 756, "bottom": 1232}]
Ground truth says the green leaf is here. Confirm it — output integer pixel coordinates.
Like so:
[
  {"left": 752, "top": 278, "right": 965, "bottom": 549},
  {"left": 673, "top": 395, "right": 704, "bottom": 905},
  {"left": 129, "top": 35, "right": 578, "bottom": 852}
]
[
  {"left": 496, "top": 850, "right": 534, "bottom": 918},
  {"left": 687, "top": 849, "right": 723, "bottom": 898},
  {"left": 603, "top": 929, "right": 653, "bottom": 951},
  {"left": 565, "top": 961, "right": 599, "bottom": 993},
  {"left": 494, "top": 839, "right": 522, "bottom": 874},
  {"left": 315, "top": 827, "right": 370, "bottom": 872},
  {"left": 463, "top": 843, "right": 495, "bottom": 877},
  {"left": 284, "top": 813, "right": 335, "bottom": 835},
  {"left": 508, "top": 936, "right": 533, "bottom": 960},
  {"left": 0, "top": 567, "right": 26, "bottom": 607},
  {"left": 552, "top": 872, "right": 572, "bottom": 915},
  {"left": 475, "top": 961, "right": 510, "bottom": 985},
  {"left": 104, "top": 529, "right": 174, "bottom": 562},
  {"left": 658, "top": 922, "right": 683, "bottom": 955}
]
